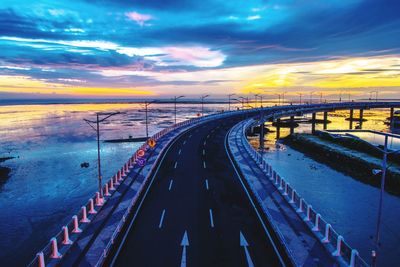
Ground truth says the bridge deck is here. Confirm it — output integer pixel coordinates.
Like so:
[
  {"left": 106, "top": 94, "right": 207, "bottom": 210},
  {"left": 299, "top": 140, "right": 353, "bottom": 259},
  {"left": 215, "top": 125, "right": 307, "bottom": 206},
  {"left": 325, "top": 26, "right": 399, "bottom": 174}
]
[{"left": 109, "top": 116, "right": 287, "bottom": 266}]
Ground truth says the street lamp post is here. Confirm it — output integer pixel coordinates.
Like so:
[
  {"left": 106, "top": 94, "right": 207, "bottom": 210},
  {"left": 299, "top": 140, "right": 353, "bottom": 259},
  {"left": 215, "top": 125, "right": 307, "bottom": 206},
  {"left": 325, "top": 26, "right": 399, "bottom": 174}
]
[
  {"left": 298, "top": 93, "right": 303, "bottom": 105},
  {"left": 173, "top": 95, "right": 185, "bottom": 124},
  {"left": 84, "top": 112, "right": 122, "bottom": 198},
  {"left": 254, "top": 94, "right": 259, "bottom": 108},
  {"left": 275, "top": 94, "right": 281, "bottom": 105},
  {"left": 309, "top": 91, "right": 315, "bottom": 104},
  {"left": 201, "top": 94, "right": 210, "bottom": 116},
  {"left": 228, "top": 93, "right": 235, "bottom": 111},
  {"left": 142, "top": 100, "right": 157, "bottom": 139},
  {"left": 238, "top": 96, "right": 246, "bottom": 109},
  {"left": 371, "top": 134, "right": 400, "bottom": 266},
  {"left": 282, "top": 91, "right": 288, "bottom": 105}
]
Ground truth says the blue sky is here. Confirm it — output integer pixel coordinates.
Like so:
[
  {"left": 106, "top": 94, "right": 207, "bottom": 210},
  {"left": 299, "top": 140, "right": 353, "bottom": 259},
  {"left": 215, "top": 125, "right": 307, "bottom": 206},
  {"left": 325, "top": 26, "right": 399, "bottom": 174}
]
[{"left": 0, "top": 0, "right": 399, "bottom": 98}]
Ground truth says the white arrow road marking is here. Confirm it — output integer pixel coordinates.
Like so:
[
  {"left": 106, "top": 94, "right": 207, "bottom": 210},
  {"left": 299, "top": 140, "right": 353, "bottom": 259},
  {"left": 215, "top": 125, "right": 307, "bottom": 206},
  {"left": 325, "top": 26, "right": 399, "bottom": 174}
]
[
  {"left": 180, "top": 231, "right": 189, "bottom": 267},
  {"left": 240, "top": 231, "right": 254, "bottom": 267},
  {"left": 168, "top": 179, "right": 173, "bottom": 191},
  {"left": 158, "top": 209, "right": 166, "bottom": 228}
]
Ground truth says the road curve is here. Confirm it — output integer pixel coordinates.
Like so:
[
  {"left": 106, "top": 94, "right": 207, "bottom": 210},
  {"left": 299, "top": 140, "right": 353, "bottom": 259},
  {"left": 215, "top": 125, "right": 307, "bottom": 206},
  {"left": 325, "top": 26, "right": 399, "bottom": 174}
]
[{"left": 108, "top": 116, "right": 290, "bottom": 267}]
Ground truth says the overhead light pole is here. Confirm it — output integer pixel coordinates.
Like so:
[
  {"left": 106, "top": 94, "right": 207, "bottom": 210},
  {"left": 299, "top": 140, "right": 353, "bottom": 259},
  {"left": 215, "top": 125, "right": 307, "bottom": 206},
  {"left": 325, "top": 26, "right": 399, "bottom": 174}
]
[
  {"left": 238, "top": 96, "right": 246, "bottom": 109},
  {"left": 371, "top": 135, "right": 400, "bottom": 266},
  {"left": 275, "top": 94, "right": 281, "bottom": 105},
  {"left": 298, "top": 92, "right": 303, "bottom": 105},
  {"left": 282, "top": 91, "right": 288, "bottom": 105},
  {"left": 173, "top": 95, "right": 185, "bottom": 125},
  {"left": 309, "top": 91, "right": 315, "bottom": 104},
  {"left": 84, "top": 112, "right": 122, "bottom": 198},
  {"left": 254, "top": 94, "right": 259, "bottom": 108},
  {"left": 142, "top": 100, "right": 157, "bottom": 139},
  {"left": 228, "top": 93, "right": 235, "bottom": 111},
  {"left": 201, "top": 94, "right": 210, "bottom": 116}
]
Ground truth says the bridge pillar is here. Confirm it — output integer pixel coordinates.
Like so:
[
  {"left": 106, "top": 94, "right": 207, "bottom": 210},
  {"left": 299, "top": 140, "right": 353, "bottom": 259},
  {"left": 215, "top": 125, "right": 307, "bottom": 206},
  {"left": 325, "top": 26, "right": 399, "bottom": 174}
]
[
  {"left": 311, "top": 113, "right": 316, "bottom": 134},
  {"left": 290, "top": 116, "right": 295, "bottom": 135},
  {"left": 276, "top": 119, "right": 281, "bottom": 139},
  {"left": 259, "top": 122, "right": 265, "bottom": 150},
  {"left": 359, "top": 109, "right": 364, "bottom": 129},
  {"left": 390, "top": 107, "right": 394, "bottom": 129},
  {"left": 349, "top": 109, "right": 354, "bottom": 129},
  {"left": 323, "top": 112, "right": 328, "bottom": 130}
]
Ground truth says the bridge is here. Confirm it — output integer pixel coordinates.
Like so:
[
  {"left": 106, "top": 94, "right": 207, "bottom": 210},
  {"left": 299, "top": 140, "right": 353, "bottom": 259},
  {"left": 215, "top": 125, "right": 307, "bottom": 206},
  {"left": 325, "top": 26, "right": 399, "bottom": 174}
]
[{"left": 29, "top": 102, "right": 400, "bottom": 267}]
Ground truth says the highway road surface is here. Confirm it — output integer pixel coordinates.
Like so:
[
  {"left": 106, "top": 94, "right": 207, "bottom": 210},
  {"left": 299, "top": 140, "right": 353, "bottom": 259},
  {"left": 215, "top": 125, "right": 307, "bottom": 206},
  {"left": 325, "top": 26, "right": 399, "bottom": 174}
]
[{"left": 108, "top": 116, "right": 290, "bottom": 267}]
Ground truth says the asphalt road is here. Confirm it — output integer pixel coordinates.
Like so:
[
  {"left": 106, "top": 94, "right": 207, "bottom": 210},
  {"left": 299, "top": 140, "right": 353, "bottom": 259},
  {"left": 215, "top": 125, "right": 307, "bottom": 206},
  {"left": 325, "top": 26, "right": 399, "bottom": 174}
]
[{"left": 110, "top": 116, "right": 288, "bottom": 267}]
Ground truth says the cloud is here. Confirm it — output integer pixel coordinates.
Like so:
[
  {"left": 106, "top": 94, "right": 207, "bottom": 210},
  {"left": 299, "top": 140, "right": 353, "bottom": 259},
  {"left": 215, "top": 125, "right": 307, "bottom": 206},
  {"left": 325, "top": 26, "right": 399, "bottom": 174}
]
[
  {"left": 125, "top": 11, "right": 153, "bottom": 26},
  {"left": 246, "top": 15, "right": 261, "bottom": 21}
]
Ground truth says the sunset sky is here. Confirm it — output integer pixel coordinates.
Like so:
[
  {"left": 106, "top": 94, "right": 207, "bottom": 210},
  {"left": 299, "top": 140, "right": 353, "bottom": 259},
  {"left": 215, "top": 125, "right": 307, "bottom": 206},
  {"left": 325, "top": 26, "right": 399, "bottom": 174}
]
[{"left": 0, "top": 0, "right": 399, "bottom": 99}]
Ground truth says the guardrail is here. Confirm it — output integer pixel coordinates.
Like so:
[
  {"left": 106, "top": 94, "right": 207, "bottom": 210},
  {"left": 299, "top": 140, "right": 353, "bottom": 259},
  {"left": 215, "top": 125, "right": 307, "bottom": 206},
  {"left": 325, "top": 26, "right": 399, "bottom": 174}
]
[
  {"left": 239, "top": 118, "right": 369, "bottom": 267},
  {"left": 29, "top": 101, "right": 399, "bottom": 266}
]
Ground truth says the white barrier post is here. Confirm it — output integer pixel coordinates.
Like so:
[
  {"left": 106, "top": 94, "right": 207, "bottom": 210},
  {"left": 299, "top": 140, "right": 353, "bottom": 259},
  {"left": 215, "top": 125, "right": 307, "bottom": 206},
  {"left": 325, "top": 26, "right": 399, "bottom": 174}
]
[
  {"left": 349, "top": 249, "right": 358, "bottom": 267},
  {"left": 95, "top": 192, "right": 103, "bottom": 206},
  {"left": 279, "top": 178, "right": 283, "bottom": 190},
  {"left": 312, "top": 213, "right": 321, "bottom": 231},
  {"left": 304, "top": 205, "right": 312, "bottom": 221},
  {"left": 283, "top": 183, "right": 289, "bottom": 196},
  {"left": 37, "top": 252, "right": 45, "bottom": 267},
  {"left": 50, "top": 237, "right": 62, "bottom": 259},
  {"left": 114, "top": 174, "right": 120, "bottom": 186},
  {"left": 104, "top": 183, "right": 111, "bottom": 197},
  {"left": 72, "top": 215, "right": 82, "bottom": 233},
  {"left": 88, "top": 199, "right": 97, "bottom": 214},
  {"left": 332, "top": 235, "right": 344, "bottom": 256},
  {"left": 80, "top": 206, "right": 90, "bottom": 223},
  {"left": 274, "top": 173, "right": 279, "bottom": 185},
  {"left": 62, "top": 226, "right": 72, "bottom": 245},
  {"left": 109, "top": 179, "right": 115, "bottom": 191},
  {"left": 290, "top": 190, "right": 296, "bottom": 203},
  {"left": 322, "top": 224, "right": 331, "bottom": 243},
  {"left": 297, "top": 198, "right": 304, "bottom": 213}
]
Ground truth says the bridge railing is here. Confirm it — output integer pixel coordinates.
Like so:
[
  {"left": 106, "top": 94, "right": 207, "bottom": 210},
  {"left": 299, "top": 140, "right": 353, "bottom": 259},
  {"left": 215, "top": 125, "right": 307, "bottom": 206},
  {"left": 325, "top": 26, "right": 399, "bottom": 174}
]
[{"left": 238, "top": 118, "right": 369, "bottom": 267}]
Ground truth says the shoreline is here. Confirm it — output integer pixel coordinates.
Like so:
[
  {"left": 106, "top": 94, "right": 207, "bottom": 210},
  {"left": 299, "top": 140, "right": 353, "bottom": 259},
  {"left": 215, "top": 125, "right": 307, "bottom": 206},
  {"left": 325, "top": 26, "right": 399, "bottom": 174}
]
[{"left": 283, "top": 134, "right": 400, "bottom": 196}]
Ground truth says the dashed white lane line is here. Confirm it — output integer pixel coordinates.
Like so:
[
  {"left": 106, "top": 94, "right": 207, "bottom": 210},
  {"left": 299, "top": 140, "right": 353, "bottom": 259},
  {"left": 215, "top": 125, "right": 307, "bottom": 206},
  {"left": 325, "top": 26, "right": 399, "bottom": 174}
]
[
  {"left": 203, "top": 161, "right": 206, "bottom": 169},
  {"left": 207, "top": 134, "right": 210, "bottom": 139},
  {"left": 203, "top": 140, "right": 206, "bottom": 146},
  {"left": 168, "top": 179, "right": 173, "bottom": 191},
  {"left": 174, "top": 162, "right": 178, "bottom": 169},
  {"left": 205, "top": 179, "right": 209, "bottom": 190},
  {"left": 209, "top": 209, "right": 214, "bottom": 228},
  {"left": 202, "top": 149, "right": 205, "bottom": 155},
  {"left": 178, "top": 149, "right": 182, "bottom": 155},
  {"left": 189, "top": 134, "right": 192, "bottom": 138},
  {"left": 159, "top": 209, "right": 166, "bottom": 228},
  {"left": 183, "top": 140, "right": 187, "bottom": 145}
]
